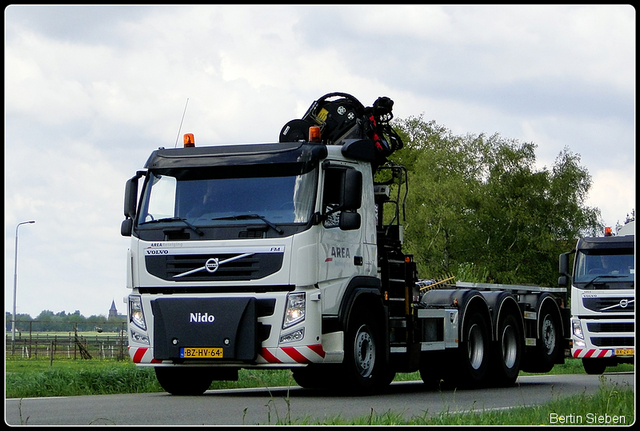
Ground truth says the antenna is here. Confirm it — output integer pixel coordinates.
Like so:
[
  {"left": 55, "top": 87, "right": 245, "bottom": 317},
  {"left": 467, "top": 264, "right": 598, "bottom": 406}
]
[{"left": 174, "top": 98, "right": 190, "bottom": 148}]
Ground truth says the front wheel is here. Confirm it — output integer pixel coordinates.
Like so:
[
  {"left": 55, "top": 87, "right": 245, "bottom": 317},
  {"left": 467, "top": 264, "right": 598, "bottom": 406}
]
[
  {"left": 341, "top": 311, "right": 391, "bottom": 393},
  {"left": 582, "top": 358, "right": 607, "bottom": 375},
  {"left": 154, "top": 367, "right": 214, "bottom": 395},
  {"left": 292, "top": 364, "right": 341, "bottom": 389}
]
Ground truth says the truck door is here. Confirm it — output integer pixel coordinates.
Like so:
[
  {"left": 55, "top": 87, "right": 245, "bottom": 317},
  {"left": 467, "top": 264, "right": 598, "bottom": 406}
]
[{"left": 318, "top": 163, "right": 370, "bottom": 314}]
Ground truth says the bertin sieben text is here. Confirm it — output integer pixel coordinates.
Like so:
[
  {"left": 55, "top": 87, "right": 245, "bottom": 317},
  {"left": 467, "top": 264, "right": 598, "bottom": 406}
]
[{"left": 549, "top": 412, "right": 626, "bottom": 424}]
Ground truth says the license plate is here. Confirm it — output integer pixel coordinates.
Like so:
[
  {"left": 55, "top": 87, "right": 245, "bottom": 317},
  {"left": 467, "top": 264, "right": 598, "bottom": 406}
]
[
  {"left": 180, "top": 347, "right": 223, "bottom": 358},
  {"left": 614, "top": 348, "right": 634, "bottom": 356}
]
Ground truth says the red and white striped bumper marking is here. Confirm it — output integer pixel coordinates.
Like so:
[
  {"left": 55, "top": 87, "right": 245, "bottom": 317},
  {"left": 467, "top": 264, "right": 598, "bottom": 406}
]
[
  {"left": 257, "top": 344, "right": 326, "bottom": 364},
  {"left": 130, "top": 345, "right": 326, "bottom": 364},
  {"left": 129, "top": 346, "right": 162, "bottom": 364},
  {"left": 572, "top": 348, "right": 613, "bottom": 359}
]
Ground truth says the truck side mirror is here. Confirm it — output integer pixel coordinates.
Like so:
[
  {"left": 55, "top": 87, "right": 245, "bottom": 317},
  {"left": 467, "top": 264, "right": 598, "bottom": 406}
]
[
  {"left": 339, "top": 211, "right": 361, "bottom": 231},
  {"left": 124, "top": 176, "right": 139, "bottom": 219},
  {"left": 121, "top": 218, "right": 133, "bottom": 237},
  {"left": 341, "top": 169, "right": 362, "bottom": 211},
  {"left": 558, "top": 252, "right": 570, "bottom": 276},
  {"left": 558, "top": 252, "right": 572, "bottom": 286},
  {"left": 122, "top": 171, "right": 145, "bottom": 237}
]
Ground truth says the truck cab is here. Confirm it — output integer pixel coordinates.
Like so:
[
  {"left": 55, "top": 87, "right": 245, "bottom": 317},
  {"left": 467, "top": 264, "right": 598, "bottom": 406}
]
[
  {"left": 122, "top": 138, "right": 392, "bottom": 393},
  {"left": 559, "top": 222, "right": 635, "bottom": 374}
]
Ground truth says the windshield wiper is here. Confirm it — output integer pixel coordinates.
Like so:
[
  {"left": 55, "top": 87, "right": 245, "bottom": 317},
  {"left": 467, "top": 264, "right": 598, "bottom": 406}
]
[
  {"left": 583, "top": 274, "right": 625, "bottom": 290},
  {"left": 212, "top": 214, "right": 284, "bottom": 235},
  {"left": 140, "top": 217, "right": 204, "bottom": 236}
]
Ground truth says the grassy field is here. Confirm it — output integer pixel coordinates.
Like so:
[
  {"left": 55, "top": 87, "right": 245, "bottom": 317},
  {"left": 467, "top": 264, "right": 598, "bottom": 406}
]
[{"left": 6, "top": 356, "right": 633, "bottom": 397}]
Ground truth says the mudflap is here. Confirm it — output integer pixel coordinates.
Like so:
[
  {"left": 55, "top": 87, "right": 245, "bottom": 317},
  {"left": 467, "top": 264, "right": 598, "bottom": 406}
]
[{"left": 152, "top": 297, "right": 258, "bottom": 361}]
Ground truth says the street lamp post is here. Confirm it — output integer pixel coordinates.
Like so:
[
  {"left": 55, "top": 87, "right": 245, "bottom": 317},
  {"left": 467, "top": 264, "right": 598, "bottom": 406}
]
[{"left": 12, "top": 220, "right": 35, "bottom": 354}]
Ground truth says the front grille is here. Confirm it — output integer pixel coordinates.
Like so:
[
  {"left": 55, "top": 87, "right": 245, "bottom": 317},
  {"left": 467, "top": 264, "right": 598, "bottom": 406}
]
[
  {"left": 587, "top": 322, "right": 635, "bottom": 333},
  {"left": 590, "top": 337, "right": 634, "bottom": 347},
  {"left": 146, "top": 253, "right": 283, "bottom": 281},
  {"left": 582, "top": 297, "right": 634, "bottom": 313}
]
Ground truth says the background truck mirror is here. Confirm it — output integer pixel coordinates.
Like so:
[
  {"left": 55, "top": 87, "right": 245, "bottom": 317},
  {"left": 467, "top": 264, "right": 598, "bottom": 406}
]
[{"left": 558, "top": 252, "right": 571, "bottom": 277}]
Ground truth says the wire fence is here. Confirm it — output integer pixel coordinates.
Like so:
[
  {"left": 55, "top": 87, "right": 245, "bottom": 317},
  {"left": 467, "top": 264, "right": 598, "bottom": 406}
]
[{"left": 5, "top": 321, "right": 127, "bottom": 361}]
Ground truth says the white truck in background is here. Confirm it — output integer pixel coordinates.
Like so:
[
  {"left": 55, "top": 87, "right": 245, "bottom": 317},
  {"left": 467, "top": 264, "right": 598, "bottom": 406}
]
[
  {"left": 121, "top": 93, "right": 570, "bottom": 395},
  {"left": 559, "top": 221, "right": 635, "bottom": 374}
]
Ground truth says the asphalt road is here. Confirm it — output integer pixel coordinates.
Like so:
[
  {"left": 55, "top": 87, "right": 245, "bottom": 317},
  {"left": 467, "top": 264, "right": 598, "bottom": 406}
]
[{"left": 5, "top": 373, "right": 634, "bottom": 426}]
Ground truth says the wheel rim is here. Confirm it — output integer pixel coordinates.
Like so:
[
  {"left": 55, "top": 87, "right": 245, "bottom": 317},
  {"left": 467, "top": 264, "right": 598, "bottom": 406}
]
[
  {"left": 501, "top": 325, "right": 518, "bottom": 369},
  {"left": 467, "top": 323, "right": 484, "bottom": 370},
  {"left": 541, "top": 314, "right": 556, "bottom": 355},
  {"left": 354, "top": 324, "right": 375, "bottom": 378}
]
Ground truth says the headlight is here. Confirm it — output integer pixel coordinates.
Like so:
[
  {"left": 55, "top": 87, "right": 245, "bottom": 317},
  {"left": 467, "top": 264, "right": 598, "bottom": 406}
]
[
  {"left": 283, "top": 292, "right": 306, "bottom": 329},
  {"left": 129, "top": 295, "right": 147, "bottom": 330},
  {"left": 572, "top": 319, "right": 584, "bottom": 340}
]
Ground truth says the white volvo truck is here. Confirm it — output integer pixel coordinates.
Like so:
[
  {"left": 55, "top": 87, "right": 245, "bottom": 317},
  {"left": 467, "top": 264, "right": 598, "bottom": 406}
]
[
  {"left": 121, "top": 93, "right": 570, "bottom": 394},
  {"left": 559, "top": 221, "right": 635, "bottom": 374}
]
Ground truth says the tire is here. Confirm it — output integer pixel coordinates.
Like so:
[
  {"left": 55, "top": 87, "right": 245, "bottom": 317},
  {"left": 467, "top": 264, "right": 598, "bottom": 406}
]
[
  {"left": 490, "top": 313, "right": 522, "bottom": 387},
  {"left": 419, "top": 350, "right": 455, "bottom": 390},
  {"left": 535, "top": 305, "right": 562, "bottom": 373},
  {"left": 456, "top": 310, "right": 491, "bottom": 387},
  {"left": 292, "top": 364, "right": 340, "bottom": 389},
  {"left": 154, "top": 367, "right": 214, "bottom": 395},
  {"left": 341, "top": 310, "right": 391, "bottom": 393},
  {"left": 582, "top": 358, "right": 607, "bottom": 375}
]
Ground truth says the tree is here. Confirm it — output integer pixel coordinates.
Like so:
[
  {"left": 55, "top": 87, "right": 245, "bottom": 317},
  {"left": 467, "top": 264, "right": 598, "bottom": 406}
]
[{"left": 390, "top": 115, "right": 602, "bottom": 286}]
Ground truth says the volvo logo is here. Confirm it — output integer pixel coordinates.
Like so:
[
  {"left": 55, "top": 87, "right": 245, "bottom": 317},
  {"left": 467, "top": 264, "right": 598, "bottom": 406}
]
[
  {"left": 205, "top": 258, "right": 219, "bottom": 273},
  {"left": 600, "top": 298, "right": 634, "bottom": 311}
]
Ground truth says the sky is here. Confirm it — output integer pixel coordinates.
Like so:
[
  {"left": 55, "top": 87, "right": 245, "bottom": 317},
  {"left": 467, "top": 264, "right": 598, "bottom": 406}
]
[{"left": 4, "top": 5, "right": 635, "bottom": 318}]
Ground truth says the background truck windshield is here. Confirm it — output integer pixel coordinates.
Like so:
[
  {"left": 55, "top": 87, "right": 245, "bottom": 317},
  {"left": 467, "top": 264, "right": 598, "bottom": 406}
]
[
  {"left": 574, "top": 249, "right": 635, "bottom": 285},
  {"left": 138, "top": 170, "right": 317, "bottom": 225}
]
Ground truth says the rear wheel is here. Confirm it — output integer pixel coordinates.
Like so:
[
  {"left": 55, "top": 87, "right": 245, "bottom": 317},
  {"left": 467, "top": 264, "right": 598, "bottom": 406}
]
[
  {"left": 154, "top": 367, "right": 214, "bottom": 395},
  {"left": 535, "top": 305, "right": 563, "bottom": 372},
  {"left": 455, "top": 310, "right": 491, "bottom": 387},
  {"left": 490, "top": 313, "right": 522, "bottom": 386},
  {"left": 419, "top": 350, "right": 455, "bottom": 389},
  {"left": 440, "top": 310, "right": 490, "bottom": 388}
]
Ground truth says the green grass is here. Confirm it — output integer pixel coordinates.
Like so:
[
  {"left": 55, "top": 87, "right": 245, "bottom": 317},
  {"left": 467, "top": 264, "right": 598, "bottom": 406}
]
[
  {"left": 290, "top": 379, "right": 634, "bottom": 425},
  {"left": 5, "top": 358, "right": 297, "bottom": 398},
  {"left": 6, "top": 359, "right": 161, "bottom": 398},
  {"left": 5, "top": 357, "right": 633, "bottom": 399}
]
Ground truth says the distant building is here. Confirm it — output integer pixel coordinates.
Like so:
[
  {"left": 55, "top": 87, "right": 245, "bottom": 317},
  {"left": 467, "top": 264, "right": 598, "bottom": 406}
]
[{"left": 108, "top": 300, "right": 118, "bottom": 318}]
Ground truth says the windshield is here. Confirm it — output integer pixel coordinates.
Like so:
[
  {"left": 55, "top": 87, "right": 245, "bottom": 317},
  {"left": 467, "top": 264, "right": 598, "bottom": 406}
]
[
  {"left": 137, "top": 170, "right": 317, "bottom": 227},
  {"left": 574, "top": 248, "right": 635, "bottom": 287}
]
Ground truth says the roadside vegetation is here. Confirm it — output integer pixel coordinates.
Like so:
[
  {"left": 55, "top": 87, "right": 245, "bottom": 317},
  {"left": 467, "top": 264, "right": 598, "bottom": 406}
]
[
  {"left": 6, "top": 356, "right": 632, "bottom": 399},
  {"left": 291, "top": 380, "right": 633, "bottom": 425}
]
